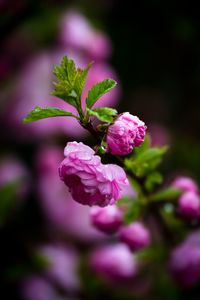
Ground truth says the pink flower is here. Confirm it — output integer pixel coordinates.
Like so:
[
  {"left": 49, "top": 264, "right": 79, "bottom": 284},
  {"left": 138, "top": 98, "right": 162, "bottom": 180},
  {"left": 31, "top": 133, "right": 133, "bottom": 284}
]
[
  {"left": 169, "top": 231, "right": 200, "bottom": 287},
  {"left": 90, "top": 243, "right": 138, "bottom": 282},
  {"left": 90, "top": 205, "right": 123, "bottom": 234},
  {"left": 39, "top": 244, "right": 80, "bottom": 291},
  {"left": 21, "top": 276, "right": 61, "bottom": 300},
  {"left": 178, "top": 191, "right": 200, "bottom": 219},
  {"left": 59, "top": 142, "right": 128, "bottom": 206},
  {"left": 106, "top": 112, "right": 146, "bottom": 155},
  {"left": 36, "top": 146, "right": 107, "bottom": 242},
  {"left": 59, "top": 10, "right": 112, "bottom": 60},
  {"left": 119, "top": 222, "right": 151, "bottom": 252},
  {"left": 172, "top": 176, "right": 198, "bottom": 193}
]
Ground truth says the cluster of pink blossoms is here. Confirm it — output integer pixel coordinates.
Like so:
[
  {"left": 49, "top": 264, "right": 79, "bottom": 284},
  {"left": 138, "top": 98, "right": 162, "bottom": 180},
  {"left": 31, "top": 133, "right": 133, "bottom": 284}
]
[{"left": 59, "top": 142, "right": 128, "bottom": 207}]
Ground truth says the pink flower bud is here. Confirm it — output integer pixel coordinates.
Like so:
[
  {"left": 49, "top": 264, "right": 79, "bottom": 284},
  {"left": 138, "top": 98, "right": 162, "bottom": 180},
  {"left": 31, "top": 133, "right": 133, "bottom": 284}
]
[
  {"left": 178, "top": 191, "right": 200, "bottom": 219},
  {"left": 90, "top": 205, "right": 123, "bottom": 234},
  {"left": 172, "top": 176, "right": 198, "bottom": 193},
  {"left": 119, "top": 222, "right": 151, "bottom": 251},
  {"left": 106, "top": 112, "right": 146, "bottom": 156},
  {"left": 169, "top": 233, "right": 200, "bottom": 287},
  {"left": 59, "top": 142, "right": 128, "bottom": 207},
  {"left": 90, "top": 243, "right": 137, "bottom": 282}
]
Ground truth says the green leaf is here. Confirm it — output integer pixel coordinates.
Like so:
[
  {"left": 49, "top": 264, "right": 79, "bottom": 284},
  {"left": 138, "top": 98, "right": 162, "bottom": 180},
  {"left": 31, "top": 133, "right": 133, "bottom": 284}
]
[
  {"left": 145, "top": 172, "right": 163, "bottom": 192},
  {"left": 86, "top": 79, "right": 117, "bottom": 108},
  {"left": 52, "top": 56, "right": 92, "bottom": 110},
  {"left": 74, "top": 62, "right": 93, "bottom": 97},
  {"left": 151, "top": 187, "right": 181, "bottom": 202},
  {"left": 87, "top": 107, "right": 117, "bottom": 123},
  {"left": 125, "top": 146, "right": 168, "bottom": 178},
  {"left": 23, "top": 106, "right": 75, "bottom": 124}
]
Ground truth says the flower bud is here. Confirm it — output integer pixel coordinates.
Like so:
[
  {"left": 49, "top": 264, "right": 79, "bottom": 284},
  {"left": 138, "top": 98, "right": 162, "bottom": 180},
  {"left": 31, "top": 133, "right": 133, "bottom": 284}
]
[
  {"left": 172, "top": 176, "right": 198, "bottom": 193},
  {"left": 178, "top": 191, "right": 200, "bottom": 219},
  {"left": 90, "top": 205, "right": 123, "bottom": 234},
  {"left": 169, "top": 234, "right": 200, "bottom": 287},
  {"left": 90, "top": 243, "right": 137, "bottom": 282},
  {"left": 119, "top": 222, "right": 151, "bottom": 251},
  {"left": 106, "top": 112, "right": 146, "bottom": 156}
]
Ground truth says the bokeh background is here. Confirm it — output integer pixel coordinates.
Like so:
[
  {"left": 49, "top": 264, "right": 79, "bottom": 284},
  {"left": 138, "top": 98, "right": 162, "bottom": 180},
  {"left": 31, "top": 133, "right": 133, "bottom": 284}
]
[{"left": 1, "top": 1, "right": 200, "bottom": 299}]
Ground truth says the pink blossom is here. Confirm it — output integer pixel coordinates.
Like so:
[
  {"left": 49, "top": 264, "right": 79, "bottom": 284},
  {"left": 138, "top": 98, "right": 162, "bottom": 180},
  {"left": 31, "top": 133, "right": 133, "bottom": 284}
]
[
  {"left": 169, "top": 231, "right": 200, "bottom": 287},
  {"left": 59, "top": 142, "right": 128, "bottom": 206},
  {"left": 106, "top": 112, "right": 146, "bottom": 155},
  {"left": 0, "top": 156, "right": 29, "bottom": 199},
  {"left": 36, "top": 146, "right": 108, "bottom": 242},
  {"left": 59, "top": 10, "right": 112, "bottom": 60},
  {"left": 119, "top": 222, "right": 151, "bottom": 251},
  {"left": 178, "top": 191, "right": 200, "bottom": 219},
  {"left": 172, "top": 176, "right": 198, "bottom": 193},
  {"left": 90, "top": 243, "right": 138, "bottom": 282},
  {"left": 90, "top": 205, "right": 123, "bottom": 234},
  {"left": 39, "top": 244, "right": 80, "bottom": 291},
  {"left": 21, "top": 276, "right": 65, "bottom": 300}
]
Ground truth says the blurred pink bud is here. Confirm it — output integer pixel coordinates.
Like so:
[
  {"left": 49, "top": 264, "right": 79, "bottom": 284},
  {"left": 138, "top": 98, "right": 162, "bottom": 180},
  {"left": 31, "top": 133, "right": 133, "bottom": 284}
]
[
  {"left": 90, "top": 205, "right": 123, "bottom": 234},
  {"left": 59, "top": 142, "right": 128, "bottom": 206},
  {"left": 21, "top": 276, "right": 65, "bottom": 300},
  {"left": 39, "top": 244, "right": 80, "bottom": 291},
  {"left": 170, "top": 233, "right": 200, "bottom": 287},
  {"left": 178, "top": 191, "right": 200, "bottom": 219},
  {"left": 0, "top": 156, "right": 29, "bottom": 198},
  {"left": 119, "top": 222, "right": 151, "bottom": 251},
  {"left": 106, "top": 112, "right": 146, "bottom": 155},
  {"left": 90, "top": 243, "right": 137, "bottom": 282},
  {"left": 59, "top": 10, "right": 112, "bottom": 59},
  {"left": 172, "top": 176, "right": 198, "bottom": 193}
]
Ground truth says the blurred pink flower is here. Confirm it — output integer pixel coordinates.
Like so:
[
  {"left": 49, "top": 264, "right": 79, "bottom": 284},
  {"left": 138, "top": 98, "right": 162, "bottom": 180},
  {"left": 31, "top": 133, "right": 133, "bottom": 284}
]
[
  {"left": 169, "top": 230, "right": 200, "bottom": 287},
  {"left": 0, "top": 155, "right": 29, "bottom": 198},
  {"left": 90, "top": 243, "right": 138, "bottom": 282},
  {"left": 172, "top": 176, "right": 198, "bottom": 193},
  {"left": 90, "top": 205, "right": 123, "bottom": 234},
  {"left": 39, "top": 244, "right": 80, "bottom": 291},
  {"left": 59, "top": 10, "right": 112, "bottom": 60},
  {"left": 119, "top": 222, "right": 151, "bottom": 252},
  {"left": 21, "top": 276, "right": 74, "bottom": 300}
]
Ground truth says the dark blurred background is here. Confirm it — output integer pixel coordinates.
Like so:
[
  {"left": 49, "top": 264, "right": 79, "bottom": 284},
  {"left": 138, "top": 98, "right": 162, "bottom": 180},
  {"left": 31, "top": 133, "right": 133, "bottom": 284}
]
[{"left": 1, "top": 1, "right": 200, "bottom": 299}]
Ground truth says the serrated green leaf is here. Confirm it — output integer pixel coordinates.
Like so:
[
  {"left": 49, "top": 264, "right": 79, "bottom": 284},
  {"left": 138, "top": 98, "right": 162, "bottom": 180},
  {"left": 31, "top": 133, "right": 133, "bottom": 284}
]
[
  {"left": 74, "top": 62, "right": 93, "bottom": 97},
  {"left": 52, "top": 56, "right": 93, "bottom": 113},
  {"left": 86, "top": 79, "right": 117, "bottom": 108},
  {"left": 23, "top": 106, "right": 75, "bottom": 123},
  {"left": 87, "top": 107, "right": 117, "bottom": 123}
]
